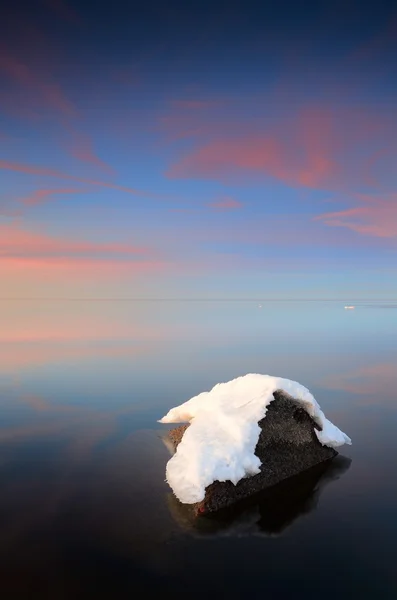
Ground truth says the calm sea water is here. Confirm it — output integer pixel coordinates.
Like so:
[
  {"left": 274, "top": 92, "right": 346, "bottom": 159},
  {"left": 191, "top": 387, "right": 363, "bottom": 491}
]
[{"left": 0, "top": 300, "right": 396, "bottom": 598}]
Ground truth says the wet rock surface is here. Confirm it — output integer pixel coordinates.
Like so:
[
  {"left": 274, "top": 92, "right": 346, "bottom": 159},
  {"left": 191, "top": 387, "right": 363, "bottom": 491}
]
[{"left": 167, "top": 455, "right": 351, "bottom": 536}]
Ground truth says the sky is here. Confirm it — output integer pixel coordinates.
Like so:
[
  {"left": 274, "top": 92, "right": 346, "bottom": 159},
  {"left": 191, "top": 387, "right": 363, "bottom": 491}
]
[{"left": 1, "top": 0, "right": 396, "bottom": 299}]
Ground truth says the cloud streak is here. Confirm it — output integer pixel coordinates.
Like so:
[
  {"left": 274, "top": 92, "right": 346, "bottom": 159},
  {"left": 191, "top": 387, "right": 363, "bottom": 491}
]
[
  {"left": 0, "top": 160, "right": 160, "bottom": 197},
  {"left": 164, "top": 104, "right": 396, "bottom": 195},
  {"left": 19, "top": 188, "right": 83, "bottom": 207},
  {"left": 315, "top": 194, "right": 397, "bottom": 238},
  {"left": 0, "top": 39, "right": 116, "bottom": 180},
  {"left": 0, "top": 41, "right": 115, "bottom": 177},
  {"left": 68, "top": 132, "right": 116, "bottom": 176},
  {"left": 0, "top": 224, "right": 150, "bottom": 259},
  {"left": 162, "top": 101, "right": 397, "bottom": 241},
  {"left": 0, "top": 225, "right": 170, "bottom": 294},
  {"left": 208, "top": 196, "right": 243, "bottom": 211},
  {"left": 0, "top": 48, "right": 77, "bottom": 118}
]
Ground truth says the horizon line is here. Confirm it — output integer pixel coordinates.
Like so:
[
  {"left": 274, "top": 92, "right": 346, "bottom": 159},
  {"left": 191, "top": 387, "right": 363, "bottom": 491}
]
[{"left": 0, "top": 297, "right": 396, "bottom": 302}]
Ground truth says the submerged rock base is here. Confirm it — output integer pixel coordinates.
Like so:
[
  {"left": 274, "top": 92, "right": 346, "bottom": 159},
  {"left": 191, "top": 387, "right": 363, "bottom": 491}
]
[
  {"left": 167, "top": 455, "right": 351, "bottom": 536},
  {"left": 168, "top": 390, "right": 337, "bottom": 515}
]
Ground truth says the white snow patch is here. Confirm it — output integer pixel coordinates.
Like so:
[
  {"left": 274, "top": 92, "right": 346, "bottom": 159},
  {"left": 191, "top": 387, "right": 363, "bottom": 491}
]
[{"left": 159, "top": 373, "right": 351, "bottom": 504}]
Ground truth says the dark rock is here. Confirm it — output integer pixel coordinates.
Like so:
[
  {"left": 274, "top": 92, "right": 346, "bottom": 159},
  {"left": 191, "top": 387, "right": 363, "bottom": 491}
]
[
  {"left": 167, "top": 390, "right": 338, "bottom": 515},
  {"left": 167, "top": 455, "right": 351, "bottom": 536}
]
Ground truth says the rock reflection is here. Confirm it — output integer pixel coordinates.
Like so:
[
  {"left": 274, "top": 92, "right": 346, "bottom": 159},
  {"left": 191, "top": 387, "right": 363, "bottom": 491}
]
[{"left": 167, "top": 455, "right": 351, "bottom": 537}]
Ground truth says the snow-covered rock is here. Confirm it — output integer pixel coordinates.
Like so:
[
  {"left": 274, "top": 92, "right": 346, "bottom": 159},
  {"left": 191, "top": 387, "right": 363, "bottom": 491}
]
[{"left": 159, "top": 374, "right": 351, "bottom": 507}]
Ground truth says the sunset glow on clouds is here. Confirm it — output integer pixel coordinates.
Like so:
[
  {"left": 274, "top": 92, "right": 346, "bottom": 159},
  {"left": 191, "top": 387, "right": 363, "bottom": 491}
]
[
  {"left": 315, "top": 194, "right": 397, "bottom": 238},
  {"left": 1, "top": 0, "right": 396, "bottom": 298}
]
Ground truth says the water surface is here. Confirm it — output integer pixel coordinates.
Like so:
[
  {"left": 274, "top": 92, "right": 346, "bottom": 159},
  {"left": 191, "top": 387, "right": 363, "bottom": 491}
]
[{"left": 0, "top": 300, "right": 396, "bottom": 598}]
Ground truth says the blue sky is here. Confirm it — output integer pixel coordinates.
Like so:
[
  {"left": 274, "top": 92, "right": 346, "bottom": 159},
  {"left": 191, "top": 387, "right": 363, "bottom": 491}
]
[{"left": 0, "top": 0, "right": 396, "bottom": 298}]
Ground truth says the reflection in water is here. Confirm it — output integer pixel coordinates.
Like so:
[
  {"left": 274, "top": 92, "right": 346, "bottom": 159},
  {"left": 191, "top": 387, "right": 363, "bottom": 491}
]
[
  {"left": 167, "top": 455, "right": 351, "bottom": 537},
  {"left": 0, "top": 431, "right": 172, "bottom": 578},
  {"left": 0, "top": 429, "right": 177, "bottom": 597},
  {"left": 1, "top": 300, "right": 397, "bottom": 597},
  {"left": 321, "top": 362, "right": 397, "bottom": 398}
]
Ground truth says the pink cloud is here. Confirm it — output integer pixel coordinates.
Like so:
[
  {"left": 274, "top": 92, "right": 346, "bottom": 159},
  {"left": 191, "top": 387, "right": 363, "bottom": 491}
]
[
  {"left": 0, "top": 89, "right": 41, "bottom": 122},
  {"left": 0, "top": 159, "right": 159, "bottom": 197},
  {"left": 0, "top": 42, "right": 116, "bottom": 181},
  {"left": 363, "top": 147, "right": 396, "bottom": 189},
  {"left": 315, "top": 194, "right": 397, "bottom": 238},
  {"left": 0, "top": 224, "right": 150, "bottom": 259},
  {"left": 67, "top": 130, "right": 115, "bottom": 176},
  {"left": 20, "top": 188, "right": 83, "bottom": 207},
  {"left": 167, "top": 136, "right": 282, "bottom": 179},
  {"left": 0, "top": 225, "right": 171, "bottom": 294},
  {"left": 208, "top": 196, "right": 243, "bottom": 211},
  {"left": 0, "top": 256, "right": 168, "bottom": 291},
  {"left": 165, "top": 111, "right": 340, "bottom": 190},
  {"left": 164, "top": 103, "right": 395, "bottom": 196},
  {"left": 0, "top": 48, "right": 77, "bottom": 118},
  {"left": 0, "top": 199, "right": 22, "bottom": 217},
  {"left": 168, "top": 196, "right": 243, "bottom": 213},
  {"left": 168, "top": 131, "right": 336, "bottom": 190}
]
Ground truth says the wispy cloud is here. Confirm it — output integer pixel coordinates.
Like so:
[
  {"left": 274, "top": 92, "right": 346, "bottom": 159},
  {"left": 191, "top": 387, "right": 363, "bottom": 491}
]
[
  {"left": 0, "top": 89, "right": 41, "bottom": 122},
  {"left": 0, "top": 47, "right": 77, "bottom": 118},
  {"left": 0, "top": 223, "right": 171, "bottom": 296},
  {"left": 0, "top": 224, "right": 150, "bottom": 259},
  {"left": 19, "top": 188, "right": 83, "bottom": 207},
  {"left": 0, "top": 38, "right": 116, "bottom": 178},
  {"left": 0, "top": 160, "right": 160, "bottom": 197},
  {"left": 0, "top": 44, "right": 117, "bottom": 177},
  {"left": 208, "top": 196, "right": 243, "bottom": 211},
  {"left": 66, "top": 129, "right": 116, "bottom": 176},
  {"left": 315, "top": 194, "right": 397, "bottom": 238},
  {"left": 164, "top": 103, "right": 395, "bottom": 198},
  {"left": 167, "top": 132, "right": 337, "bottom": 190}
]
